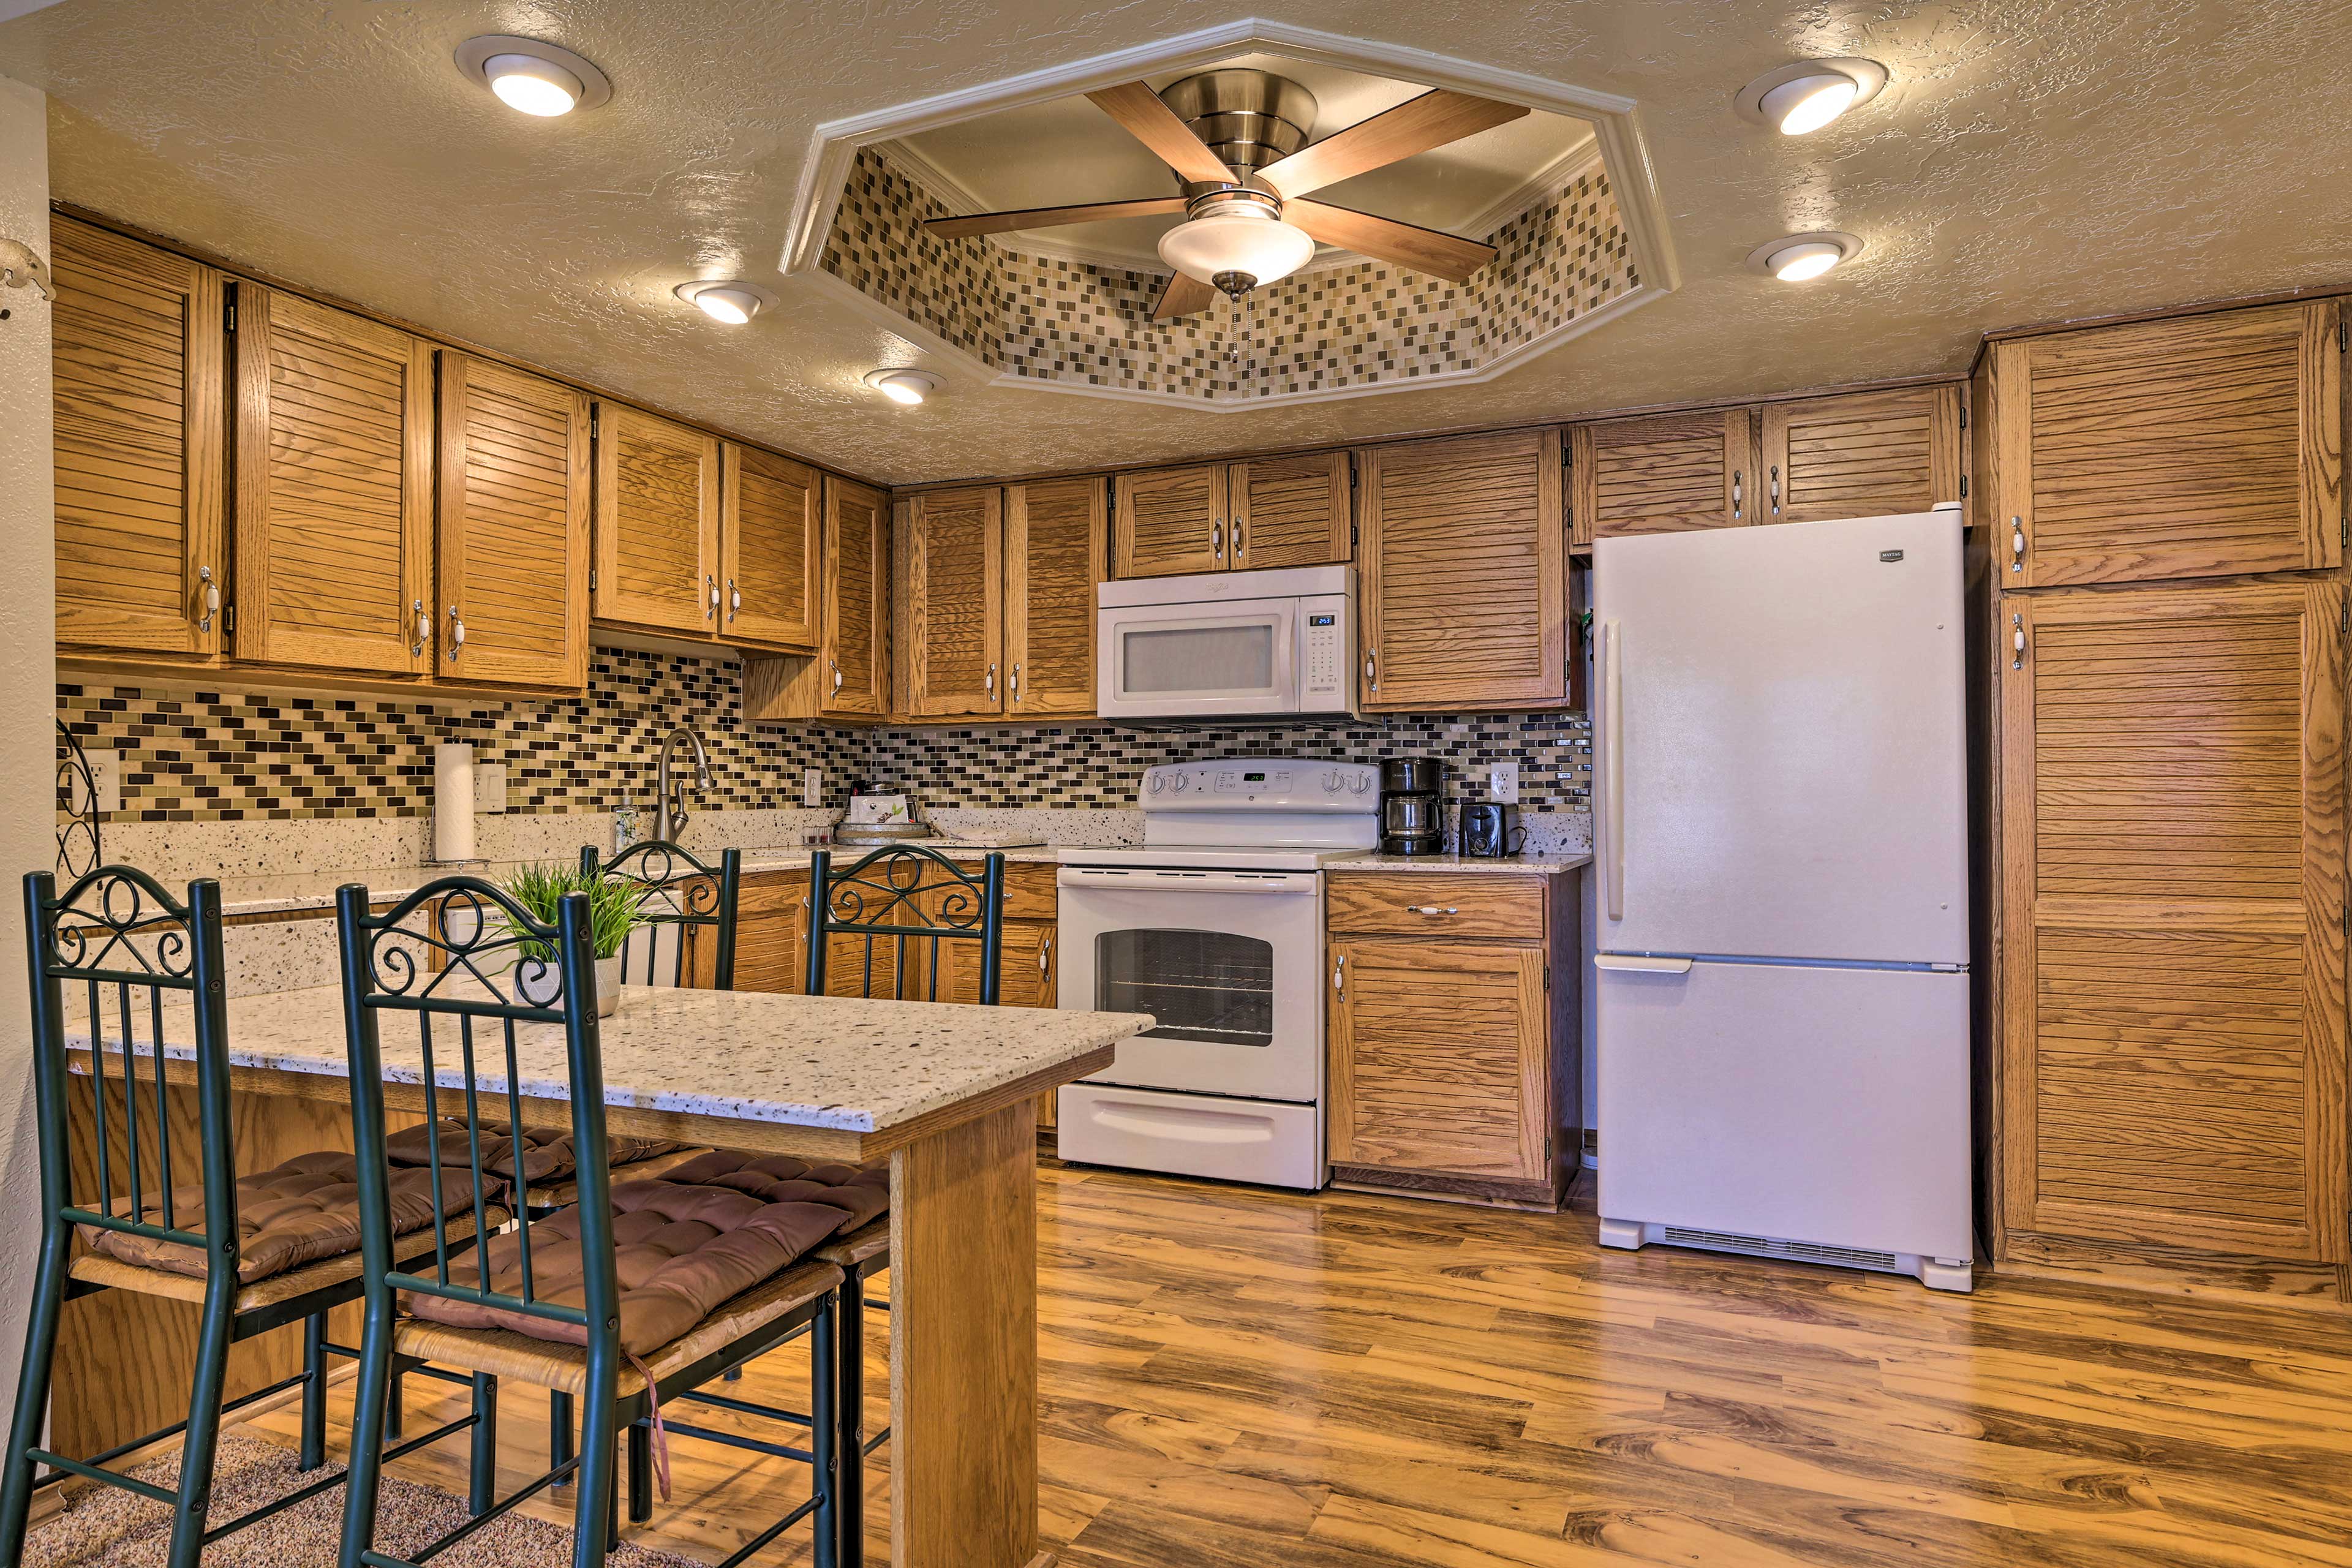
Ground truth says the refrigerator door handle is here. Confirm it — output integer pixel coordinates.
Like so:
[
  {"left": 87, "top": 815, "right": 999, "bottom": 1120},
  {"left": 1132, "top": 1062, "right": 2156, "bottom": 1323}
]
[
  {"left": 1602, "top": 619, "right": 1625, "bottom": 921},
  {"left": 1594, "top": 954, "right": 1692, "bottom": 973}
]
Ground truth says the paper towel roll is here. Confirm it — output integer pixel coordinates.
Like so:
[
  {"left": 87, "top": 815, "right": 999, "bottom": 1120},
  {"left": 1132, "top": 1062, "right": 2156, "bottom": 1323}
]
[{"left": 434, "top": 742, "right": 477, "bottom": 863}]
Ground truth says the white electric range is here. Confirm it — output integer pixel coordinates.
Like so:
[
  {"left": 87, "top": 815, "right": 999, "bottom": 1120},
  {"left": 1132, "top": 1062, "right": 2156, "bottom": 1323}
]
[{"left": 1054, "top": 759, "right": 1379, "bottom": 1188}]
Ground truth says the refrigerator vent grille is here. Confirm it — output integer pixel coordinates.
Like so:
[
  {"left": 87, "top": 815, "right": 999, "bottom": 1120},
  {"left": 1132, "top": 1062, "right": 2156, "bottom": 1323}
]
[{"left": 1662, "top": 1227, "right": 1901, "bottom": 1273}]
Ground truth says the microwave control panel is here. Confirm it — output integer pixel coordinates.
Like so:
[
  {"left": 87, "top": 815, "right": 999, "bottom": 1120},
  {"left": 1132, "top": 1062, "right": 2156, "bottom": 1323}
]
[{"left": 1299, "top": 592, "right": 1351, "bottom": 705}]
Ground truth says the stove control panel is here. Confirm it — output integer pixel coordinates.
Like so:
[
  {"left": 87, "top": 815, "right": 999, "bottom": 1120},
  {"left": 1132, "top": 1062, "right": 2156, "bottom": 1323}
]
[{"left": 1140, "top": 758, "right": 1379, "bottom": 811}]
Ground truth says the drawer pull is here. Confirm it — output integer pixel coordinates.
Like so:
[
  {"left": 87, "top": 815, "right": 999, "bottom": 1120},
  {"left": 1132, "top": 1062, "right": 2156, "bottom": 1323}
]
[{"left": 1409, "top": 905, "right": 1460, "bottom": 916}]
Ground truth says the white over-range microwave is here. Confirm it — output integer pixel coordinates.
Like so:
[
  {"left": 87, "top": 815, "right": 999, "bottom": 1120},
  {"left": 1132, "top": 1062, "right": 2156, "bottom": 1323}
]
[{"left": 1095, "top": 565, "right": 1357, "bottom": 722}]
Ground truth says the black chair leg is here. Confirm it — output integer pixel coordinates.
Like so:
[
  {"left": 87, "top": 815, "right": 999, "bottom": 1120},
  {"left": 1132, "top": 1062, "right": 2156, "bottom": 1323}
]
[
  {"left": 626, "top": 1422, "right": 652, "bottom": 1525},
  {"left": 550, "top": 1389, "right": 575, "bottom": 1483},
  {"left": 571, "top": 1382, "right": 619, "bottom": 1568},
  {"left": 165, "top": 1278, "right": 238, "bottom": 1568},
  {"left": 468, "top": 1373, "right": 499, "bottom": 1515},
  {"left": 337, "top": 1292, "right": 399, "bottom": 1568},
  {"left": 837, "top": 1273, "right": 865, "bottom": 1568},
  {"left": 384, "top": 1363, "right": 405, "bottom": 1440},
  {"left": 812, "top": 1291, "right": 839, "bottom": 1568},
  {"left": 298, "top": 1312, "right": 329, "bottom": 1472},
  {"left": 0, "top": 1225, "right": 71, "bottom": 1559}
]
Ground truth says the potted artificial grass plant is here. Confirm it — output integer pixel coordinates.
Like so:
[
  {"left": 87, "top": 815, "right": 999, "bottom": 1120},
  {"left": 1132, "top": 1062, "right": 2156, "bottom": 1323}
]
[{"left": 500, "top": 862, "right": 648, "bottom": 1016}]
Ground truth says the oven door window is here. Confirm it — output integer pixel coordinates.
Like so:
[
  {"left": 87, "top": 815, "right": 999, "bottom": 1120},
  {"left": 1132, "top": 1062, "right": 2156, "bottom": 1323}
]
[{"left": 1095, "top": 927, "right": 1274, "bottom": 1047}]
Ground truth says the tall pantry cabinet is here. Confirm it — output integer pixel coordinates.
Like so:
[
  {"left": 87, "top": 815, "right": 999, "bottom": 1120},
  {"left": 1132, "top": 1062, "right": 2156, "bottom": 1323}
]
[{"left": 1979, "top": 298, "right": 2352, "bottom": 1302}]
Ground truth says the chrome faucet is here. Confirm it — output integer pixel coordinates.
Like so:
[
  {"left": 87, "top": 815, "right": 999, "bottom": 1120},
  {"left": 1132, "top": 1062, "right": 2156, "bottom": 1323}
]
[{"left": 651, "top": 726, "right": 715, "bottom": 845}]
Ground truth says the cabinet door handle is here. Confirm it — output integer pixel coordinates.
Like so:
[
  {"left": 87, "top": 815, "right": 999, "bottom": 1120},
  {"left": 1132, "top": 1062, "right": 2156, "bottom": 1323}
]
[
  {"left": 1732, "top": 470, "right": 1744, "bottom": 522},
  {"left": 728, "top": 579, "right": 741, "bottom": 620},
  {"left": 1409, "top": 905, "right": 1460, "bottom": 916},
  {"left": 2010, "top": 516, "right": 2026, "bottom": 573},
  {"left": 197, "top": 565, "right": 221, "bottom": 633},
  {"left": 447, "top": 603, "right": 465, "bottom": 661},
  {"left": 1769, "top": 465, "right": 1781, "bottom": 516},
  {"left": 830, "top": 658, "right": 843, "bottom": 692},
  {"left": 1332, "top": 954, "right": 1345, "bottom": 992},
  {"left": 1009, "top": 663, "right": 1021, "bottom": 702},
  {"left": 1231, "top": 518, "right": 1244, "bottom": 559},
  {"left": 986, "top": 662, "right": 997, "bottom": 696},
  {"left": 2011, "top": 612, "right": 2026, "bottom": 670},
  {"left": 1364, "top": 649, "right": 1378, "bottom": 693},
  {"left": 1038, "top": 934, "right": 1052, "bottom": 974},
  {"left": 1212, "top": 519, "right": 1224, "bottom": 560},
  {"left": 707, "top": 575, "right": 719, "bottom": 617},
  {"left": 412, "top": 597, "right": 430, "bottom": 656}
]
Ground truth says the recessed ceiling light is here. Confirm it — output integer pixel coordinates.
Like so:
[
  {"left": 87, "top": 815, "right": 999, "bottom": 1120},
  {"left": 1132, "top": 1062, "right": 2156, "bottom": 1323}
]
[
  {"left": 455, "top": 36, "right": 612, "bottom": 117},
  {"left": 1733, "top": 59, "right": 1888, "bottom": 135},
  {"left": 1746, "top": 232, "right": 1865, "bottom": 282},
  {"left": 864, "top": 369, "right": 941, "bottom": 406},
  {"left": 673, "top": 280, "right": 775, "bottom": 325}
]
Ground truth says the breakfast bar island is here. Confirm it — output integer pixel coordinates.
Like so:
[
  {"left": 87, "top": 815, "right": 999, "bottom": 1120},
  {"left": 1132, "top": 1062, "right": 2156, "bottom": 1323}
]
[{"left": 64, "top": 981, "right": 1152, "bottom": 1568}]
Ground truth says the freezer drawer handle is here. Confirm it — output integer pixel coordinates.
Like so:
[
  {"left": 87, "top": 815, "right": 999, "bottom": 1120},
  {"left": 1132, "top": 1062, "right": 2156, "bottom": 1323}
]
[
  {"left": 1594, "top": 954, "right": 1692, "bottom": 973},
  {"left": 1601, "top": 619, "right": 1624, "bottom": 922}
]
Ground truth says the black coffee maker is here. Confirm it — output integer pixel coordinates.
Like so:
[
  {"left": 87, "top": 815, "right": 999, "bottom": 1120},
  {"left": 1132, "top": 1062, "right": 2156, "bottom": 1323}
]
[{"left": 1379, "top": 758, "right": 1445, "bottom": 855}]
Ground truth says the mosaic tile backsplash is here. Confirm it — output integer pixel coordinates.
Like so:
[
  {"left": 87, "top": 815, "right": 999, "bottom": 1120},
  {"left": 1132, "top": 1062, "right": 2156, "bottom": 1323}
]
[
  {"left": 823, "top": 146, "right": 1637, "bottom": 404},
  {"left": 59, "top": 652, "right": 1590, "bottom": 824}
]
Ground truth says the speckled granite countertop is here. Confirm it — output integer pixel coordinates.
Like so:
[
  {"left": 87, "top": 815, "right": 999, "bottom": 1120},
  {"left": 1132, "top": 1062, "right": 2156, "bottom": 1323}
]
[
  {"left": 213, "top": 842, "right": 1065, "bottom": 919},
  {"left": 68, "top": 981, "right": 1150, "bottom": 1137},
  {"left": 1325, "top": 853, "right": 1592, "bottom": 875}
]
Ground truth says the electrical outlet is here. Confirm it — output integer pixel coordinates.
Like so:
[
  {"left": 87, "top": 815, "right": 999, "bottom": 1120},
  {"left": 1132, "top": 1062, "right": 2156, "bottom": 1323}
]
[
  {"left": 84, "top": 748, "right": 121, "bottom": 815},
  {"left": 803, "top": 767, "right": 823, "bottom": 808},
  {"left": 474, "top": 763, "right": 508, "bottom": 814},
  {"left": 1487, "top": 762, "right": 1520, "bottom": 804}
]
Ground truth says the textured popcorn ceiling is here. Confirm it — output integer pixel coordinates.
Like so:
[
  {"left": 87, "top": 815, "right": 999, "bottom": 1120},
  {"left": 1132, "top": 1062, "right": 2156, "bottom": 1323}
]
[{"left": 2, "top": 1, "right": 2350, "bottom": 487}]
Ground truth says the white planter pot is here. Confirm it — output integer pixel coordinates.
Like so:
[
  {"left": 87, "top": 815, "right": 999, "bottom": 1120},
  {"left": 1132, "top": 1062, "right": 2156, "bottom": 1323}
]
[
  {"left": 513, "top": 954, "right": 622, "bottom": 1017},
  {"left": 595, "top": 954, "right": 623, "bottom": 1017}
]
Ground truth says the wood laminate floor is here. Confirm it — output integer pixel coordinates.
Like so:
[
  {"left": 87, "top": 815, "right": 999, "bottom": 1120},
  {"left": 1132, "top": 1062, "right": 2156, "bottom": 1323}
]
[{"left": 241, "top": 1164, "right": 2352, "bottom": 1567}]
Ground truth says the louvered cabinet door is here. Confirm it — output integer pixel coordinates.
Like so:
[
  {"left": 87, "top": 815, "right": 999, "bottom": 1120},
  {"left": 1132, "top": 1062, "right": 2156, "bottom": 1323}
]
[
  {"left": 233, "top": 288, "right": 432, "bottom": 675},
  {"left": 592, "top": 402, "right": 720, "bottom": 635},
  {"left": 820, "top": 478, "right": 888, "bottom": 717},
  {"left": 721, "top": 444, "right": 820, "bottom": 652},
  {"left": 1570, "top": 410, "right": 1757, "bottom": 542},
  {"left": 2001, "top": 579, "right": 2347, "bottom": 1263},
  {"left": 1329, "top": 938, "right": 1549, "bottom": 1180},
  {"left": 1231, "top": 451, "right": 1351, "bottom": 569},
  {"left": 50, "top": 219, "right": 225, "bottom": 657},
  {"left": 1359, "top": 429, "right": 1566, "bottom": 710},
  {"left": 1005, "top": 476, "right": 1106, "bottom": 717},
  {"left": 1114, "top": 463, "right": 1227, "bottom": 577},
  {"left": 435, "top": 355, "right": 589, "bottom": 688},
  {"left": 900, "top": 486, "right": 1004, "bottom": 717},
  {"left": 1759, "top": 385, "right": 1963, "bottom": 525},
  {"left": 1991, "top": 302, "right": 2345, "bottom": 586}
]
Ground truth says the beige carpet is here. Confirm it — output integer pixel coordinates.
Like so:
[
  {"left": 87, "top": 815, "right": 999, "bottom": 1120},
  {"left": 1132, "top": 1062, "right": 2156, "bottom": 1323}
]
[{"left": 22, "top": 1434, "right": 706, "bottom": 1567}]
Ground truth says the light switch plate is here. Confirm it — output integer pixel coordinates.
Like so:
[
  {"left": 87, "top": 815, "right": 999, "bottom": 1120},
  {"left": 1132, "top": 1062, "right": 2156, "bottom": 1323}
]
[
  {"left": 475, "top": 763, "right": 508, "bottom": 814},
  {"left": 1487, "top": 762, "right": 1520, "bottom": 804},
  {"left": 803, "top": 768, "right": 823, "bottom": 808},
  {"left": 83, "top": 748, "right": 121, "bottom": 815}
]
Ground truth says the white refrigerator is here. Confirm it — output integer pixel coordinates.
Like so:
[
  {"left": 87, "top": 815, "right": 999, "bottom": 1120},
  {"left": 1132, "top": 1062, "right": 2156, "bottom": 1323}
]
[{"left": 1591, "top": 505, "right": 1974, "bottom": 1292}]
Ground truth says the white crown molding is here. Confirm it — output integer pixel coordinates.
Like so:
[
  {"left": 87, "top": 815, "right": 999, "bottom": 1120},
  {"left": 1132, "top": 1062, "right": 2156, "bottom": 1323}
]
[
  {"left": 780, "top": 17, "right": 1675, "bottom": 293},
  {"left": 873, "top": 127, "right": 1601, "bottom": 283}
]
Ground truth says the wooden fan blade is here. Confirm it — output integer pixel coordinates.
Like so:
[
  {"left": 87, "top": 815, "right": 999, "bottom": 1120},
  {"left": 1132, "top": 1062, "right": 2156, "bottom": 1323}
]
[
  {"left": 924, "top": 197, "right": 1188, "bottom": 240},
  {"left": 1152, "top": 271, "right": 1218, "bottom": 321},
  {"left": 1259, "top": 89, "right": 1530, "bottom": 200},
  {"left": 1283, "top": 199, "right": 1499, "bottom": 284},
  {"left": 1086, "top": 81, "right": 1235, "bottom": 187}
]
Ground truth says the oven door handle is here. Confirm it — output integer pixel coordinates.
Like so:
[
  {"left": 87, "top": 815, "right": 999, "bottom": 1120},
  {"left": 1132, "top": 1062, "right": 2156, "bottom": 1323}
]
[{"left": 1056, "top": 868, "right": 1319, "bottom": 896}]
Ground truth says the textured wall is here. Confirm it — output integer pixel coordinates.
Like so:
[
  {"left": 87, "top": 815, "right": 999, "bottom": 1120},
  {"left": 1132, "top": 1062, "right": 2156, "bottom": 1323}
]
[{"left": 0, "top": 71, "right": 53, "bottom": 1451}]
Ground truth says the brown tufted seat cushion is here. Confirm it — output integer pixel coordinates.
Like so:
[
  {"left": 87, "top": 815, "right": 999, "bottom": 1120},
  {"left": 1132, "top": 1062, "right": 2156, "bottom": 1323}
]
[
  {"left": 403, "top": 1158, "right": 886, "bottom": 1356},
  {"left": 650, "top": 1150, "right": 888, "bottom": 1223},
  {"left": 82, "top": 1150, "right": 481, "bottom": 1286},
  {"left": 385, "top": 1120, "right": 680, "bottom": 1200}
]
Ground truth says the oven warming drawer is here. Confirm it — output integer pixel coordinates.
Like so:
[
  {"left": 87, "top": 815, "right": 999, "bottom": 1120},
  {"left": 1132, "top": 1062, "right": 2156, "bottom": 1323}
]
[{"left": 1056, "top": 1084, "right": 1325, "bottom": 1190}]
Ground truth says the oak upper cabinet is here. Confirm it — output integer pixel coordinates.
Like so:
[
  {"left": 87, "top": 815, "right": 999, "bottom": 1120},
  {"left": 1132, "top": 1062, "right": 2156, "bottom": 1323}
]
[
  {"left": 1758, "top": 385, "right": 1963, "bottom": 525},
  {"left": 1114, "top": 463, "right": 1227, "bottom": 576},
  {"left": 592, "top": 402, "right": 721, "bottom": 635},
  {"left": 1231, "top": 451, "right": 1352, "bottom": 570},
  {"left": 1985, "top": 302, "right": 2345, "bottom": 587},
  {"left": 1999, "top": 579, "right": 2346, "bottom": 1265},
  {"left": 721, "top": 444, "right": 821, "bottom": 653},
  {"left": 820, "top": 478, "right": 890, "bottom": 717},
  {"left": 1570, "top": 409, "right": 1755, "bottom": 542},
  {"left": 1358, "top": 429, "right": 1567, "bottom": 710},
  {"left": 898, "top": 485, "right": 1005, "bottom": 717},
  {"left": 233, "top": 287, "right": 434, "bottom": 676},
  {"left": 1005, "top": 476, "right": 1108, "bottom": 717},
  {"left": 50, "top": 218, "right": 227, "bottom": 660},
  {"left": 434, "top": 353, "right": 590, "bottom": 688}
]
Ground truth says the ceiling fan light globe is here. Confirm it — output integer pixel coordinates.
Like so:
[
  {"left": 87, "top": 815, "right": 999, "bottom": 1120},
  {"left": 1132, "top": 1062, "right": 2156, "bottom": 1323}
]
[{"left": 1156, "top": 211, "right": 1316, "bottom": 291}]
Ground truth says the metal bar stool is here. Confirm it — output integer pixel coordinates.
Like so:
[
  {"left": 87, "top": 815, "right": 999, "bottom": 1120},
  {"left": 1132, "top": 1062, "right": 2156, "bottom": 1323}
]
[
  {"left": 805, "top": 845, "right": 1006, "bottom": 1567},
  {"left": 332, "top": 875, "right": 842, "bottom": 1568},
  {"left": 0, "top": 867, "right": 499, "bottom": 1568}
]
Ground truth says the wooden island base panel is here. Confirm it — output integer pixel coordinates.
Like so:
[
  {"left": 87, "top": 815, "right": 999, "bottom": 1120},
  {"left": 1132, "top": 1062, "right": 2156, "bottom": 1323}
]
[{"left": 63, "top": 982, "right": 1143, "bottom": 1568}]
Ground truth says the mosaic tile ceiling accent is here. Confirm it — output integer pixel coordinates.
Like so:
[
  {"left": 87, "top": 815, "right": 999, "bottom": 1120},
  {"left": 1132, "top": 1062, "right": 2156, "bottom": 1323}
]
[{"left": 821, "top": 147, "right": 1637, "bottom": 406}]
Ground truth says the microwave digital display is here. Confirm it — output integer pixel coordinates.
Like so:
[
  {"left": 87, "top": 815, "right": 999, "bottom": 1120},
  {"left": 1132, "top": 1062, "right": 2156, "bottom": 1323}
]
[{"left": 1308, "top": 614, "right": 1336, "bottom": 626}]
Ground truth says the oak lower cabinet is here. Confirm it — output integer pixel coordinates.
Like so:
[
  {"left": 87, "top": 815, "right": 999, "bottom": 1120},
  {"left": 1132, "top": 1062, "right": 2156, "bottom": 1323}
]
[
  {"left": 1358, "top": 429, "right": 1570, "bottom": 710},
  {"left": 1570, "top": 409, "right": 1754, "bottom": 541},
  {"left": 592, "top": 401, "right": 722, "bottom": 636},
  {"left": 1325, "top": 872, "right": 1581, "bottom": 1208},
  {"left": 1982, "top": 301, "right": 2345, "bottom": 587},
  {"left": 434, "top": 353, "right": 590, "bottom": 688},
  {"left": 233, "top": 287, "right": 435, "bottom": 676},
  {"left": 50, "top": 216, "right": 227, "bottom": 660},
  {"left": 1995, "top": 578, "right": 2348, "bottom": 1282},
  {"left": 694, "top": 870, "right": 809, "bottom": 993}
]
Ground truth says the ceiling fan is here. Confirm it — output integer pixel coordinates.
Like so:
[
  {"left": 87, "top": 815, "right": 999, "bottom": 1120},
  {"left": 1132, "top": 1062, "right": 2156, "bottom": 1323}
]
[{"left": 922, "top": 69, "right": 1530, "bottom": 321}]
